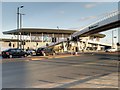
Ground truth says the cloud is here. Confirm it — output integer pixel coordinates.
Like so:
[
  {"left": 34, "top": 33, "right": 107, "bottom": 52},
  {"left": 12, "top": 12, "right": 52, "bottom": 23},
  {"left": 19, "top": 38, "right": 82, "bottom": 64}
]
[
  {"left": 84, "top": 3, "right": 96, "bottom": 8},
  {"left": 78, "top": 16, "right": 96, "bottom": 22},
  {"left": 84, "top": 2, "right": 103, "bottom": 9}
]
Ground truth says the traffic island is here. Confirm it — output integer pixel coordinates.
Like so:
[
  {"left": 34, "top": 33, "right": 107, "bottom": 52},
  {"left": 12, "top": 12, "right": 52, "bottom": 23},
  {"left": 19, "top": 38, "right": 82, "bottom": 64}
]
[
  {"left": 2, "top": 57, "right": 29, "bottom": 63},
  {"left": 29, "top": 54, "right": 81, "bottom": 61}
]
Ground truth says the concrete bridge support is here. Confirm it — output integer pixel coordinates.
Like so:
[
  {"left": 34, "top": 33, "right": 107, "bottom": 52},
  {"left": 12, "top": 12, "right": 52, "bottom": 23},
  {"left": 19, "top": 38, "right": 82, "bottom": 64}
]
[
  {"left": 77, "top": 41, "right": 81, "bottom": 51},
  {"left": 97, "top": 44, "right": 101, "bottom": 51},
  {"left": 84, "top": 39, "right": 89, "bottom": 51},
  {"left": 63, "top": 42, "right": 67, "bottom": 52}
]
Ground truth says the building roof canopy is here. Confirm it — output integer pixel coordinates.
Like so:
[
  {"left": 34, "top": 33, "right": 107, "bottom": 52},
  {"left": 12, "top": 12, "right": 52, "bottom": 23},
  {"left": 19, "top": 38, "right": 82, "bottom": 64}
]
[
  {"left": 3, "top": 28, "right": 105, "bottom": 38},
  {"left": 3, "top": 28, "right": 77, "bottom": 35}
]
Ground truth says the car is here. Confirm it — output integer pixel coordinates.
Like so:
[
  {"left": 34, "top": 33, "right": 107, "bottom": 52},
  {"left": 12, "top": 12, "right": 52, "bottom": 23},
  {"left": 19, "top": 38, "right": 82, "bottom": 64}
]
[
  {"left": 36, "top": 47, "right": 55, "bottom": 56},
  {"left": 2, "top": 48, "right": 28, "bottom": 58},
  {"left": 26, "top": 49, "right": 36, "bottom": 56},
  {"left": 105, "top": 48, "right": 117, "bottom": 52}
]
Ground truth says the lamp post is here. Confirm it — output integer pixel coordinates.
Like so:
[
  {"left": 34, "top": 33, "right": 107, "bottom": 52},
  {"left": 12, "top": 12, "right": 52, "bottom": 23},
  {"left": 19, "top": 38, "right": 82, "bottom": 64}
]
[
  {"left": 17, "top": 5, "right": 24, "bottom": 49},
  {"left": 20, "top": 13, "right": 25, "bottom": 49}
]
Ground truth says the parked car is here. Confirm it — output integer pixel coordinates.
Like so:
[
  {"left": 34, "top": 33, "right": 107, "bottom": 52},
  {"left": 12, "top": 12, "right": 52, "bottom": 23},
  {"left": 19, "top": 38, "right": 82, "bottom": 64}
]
[
  {"left": 26, "top": 49, "right": 36, "bottom": 56},
  {"left": 105, "top": 48, "right": 117, "bottom": 52},
  {"left": 2, "top": 48, "right": 28, "bottom": 58},
  {"left": 36, "top": 47, "right": 55, "bottom": 56}
]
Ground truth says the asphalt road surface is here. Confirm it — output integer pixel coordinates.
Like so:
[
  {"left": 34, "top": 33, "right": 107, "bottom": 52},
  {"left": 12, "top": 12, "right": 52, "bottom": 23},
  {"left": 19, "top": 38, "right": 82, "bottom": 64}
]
[{"left": 2, "top": 53, "right": 120, "bottom": 88}]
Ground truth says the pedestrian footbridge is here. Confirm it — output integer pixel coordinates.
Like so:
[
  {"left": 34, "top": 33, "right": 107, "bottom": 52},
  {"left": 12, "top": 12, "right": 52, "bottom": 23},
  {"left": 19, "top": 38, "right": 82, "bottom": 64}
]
[{"left": 72, "top": 10, "right": 120, "bottom": 38}]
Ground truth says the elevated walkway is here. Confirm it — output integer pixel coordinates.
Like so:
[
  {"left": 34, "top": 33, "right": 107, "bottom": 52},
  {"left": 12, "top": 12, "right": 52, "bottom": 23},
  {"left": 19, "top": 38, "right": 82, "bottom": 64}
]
[{"left": 72, "top": 10, "right": 120, "bottom": 37}]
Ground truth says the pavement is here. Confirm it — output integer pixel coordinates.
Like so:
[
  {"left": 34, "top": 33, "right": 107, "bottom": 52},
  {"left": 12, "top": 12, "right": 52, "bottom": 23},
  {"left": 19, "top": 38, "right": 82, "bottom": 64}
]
[{"left": 2, "top": 52, "right": 120, "bottom": 88}]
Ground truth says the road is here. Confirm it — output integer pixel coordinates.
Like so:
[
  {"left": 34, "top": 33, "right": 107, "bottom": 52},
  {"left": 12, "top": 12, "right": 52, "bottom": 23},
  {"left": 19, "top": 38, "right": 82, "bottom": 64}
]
[{"left": 2, "top": 53, "right": 120, "bottom": 88}]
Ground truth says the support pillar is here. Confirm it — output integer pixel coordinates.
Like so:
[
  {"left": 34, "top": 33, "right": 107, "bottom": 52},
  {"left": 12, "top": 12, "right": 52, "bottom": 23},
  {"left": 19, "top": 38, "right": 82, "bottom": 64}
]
[
  {"left": 81, "top": 41, "right": 84, "bottom": 50},
  {"left": 63, "top": 42, "right": 67, "bottom": 52},
  {"left": 77, "top": 41, "right": 81, "bottom": 51},
  {"left": 42, "top": 33, "right": 43, "bottom": 43},
  {"left": 97, "top": 44, "right": 101, "bottom": 51},
  {"left": 30, "top": 33, "right": 32, "bottom": 42},
  {"left": 30, "top": 32, "right": 32, "bottom": 48},
  {"left": 84, "top": 42, "right": 87, "bottom": 50},
  {"left": 20, "top": 32, "right": 22, "bottom": 49},
  {"left": 22, "top": 33, "right": 25, "bottom": 50},
  {"left": 62, "top": 34, "right": 64, "bottom": 40},
  {"left": 84, "top": 38, "right": 89, "bottom": 51},
  {"left": 52, "top": 33, "right": 55, "bottom": 44}
]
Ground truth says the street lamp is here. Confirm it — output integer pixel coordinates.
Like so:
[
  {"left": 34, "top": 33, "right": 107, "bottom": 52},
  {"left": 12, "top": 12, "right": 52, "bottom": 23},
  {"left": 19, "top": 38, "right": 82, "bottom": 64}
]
[
  {"left": 20, "top": 13, "right": 25, "bottom": 49},
  {"left": 17, "top": 5, "right": 24, "bottom": 49}
]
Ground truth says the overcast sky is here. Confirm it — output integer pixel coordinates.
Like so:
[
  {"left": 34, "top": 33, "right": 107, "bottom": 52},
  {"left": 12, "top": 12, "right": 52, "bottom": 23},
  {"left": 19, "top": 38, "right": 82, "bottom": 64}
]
[{"left": 1, "top": 1, "right": 119, "bottom": 44}]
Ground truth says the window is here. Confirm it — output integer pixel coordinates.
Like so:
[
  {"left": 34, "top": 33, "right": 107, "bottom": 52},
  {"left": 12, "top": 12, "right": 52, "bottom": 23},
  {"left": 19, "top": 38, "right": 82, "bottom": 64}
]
[
  {"left": 16, "top": 49, "right": 21, "bottom": 52},
  {"left": 11, "top": 49, "right": 16, "bottom": 52}
]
